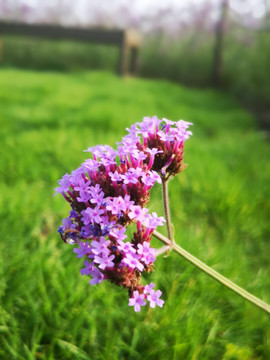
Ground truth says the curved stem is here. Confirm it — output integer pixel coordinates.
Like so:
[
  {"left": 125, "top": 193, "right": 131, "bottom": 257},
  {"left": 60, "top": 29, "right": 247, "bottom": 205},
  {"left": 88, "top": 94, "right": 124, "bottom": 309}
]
[
  {"left": 162, "top": 179, "right": 174, "bottom": 243},
  {"left": 152, "top": 230, "right": 270, "bottom": 315}
]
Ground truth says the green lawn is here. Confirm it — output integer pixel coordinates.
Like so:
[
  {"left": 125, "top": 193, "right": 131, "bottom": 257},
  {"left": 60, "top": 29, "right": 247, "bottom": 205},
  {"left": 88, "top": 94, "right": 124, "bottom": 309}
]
[{"left": 0, "top": 68, "right": 269, "bottom": 360}]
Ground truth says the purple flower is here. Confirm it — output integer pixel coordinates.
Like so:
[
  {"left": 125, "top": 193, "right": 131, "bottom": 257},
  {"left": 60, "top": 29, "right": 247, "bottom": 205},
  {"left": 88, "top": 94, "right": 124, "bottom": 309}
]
[
  {"left": 129, "top": 290, "right": 146, "bottom": 312},
  {"left": 144, "top": 212, "right": 166, "bottom": 229},
  {"left": 121, "top": 195, "right": 135, "bottom": 210},
  {"left": 176, "top": 119, "right": 193, "bottom": 134},
  {"left": 122, "top": 252, "right": 144, "bottom": 271},
  {"left": 149, "top": 171, "right": 162, "bottom": 184},
  {"left": 157, "top": 130, "right": 175, "bottom": 143},
  {"left": 80, "top": 260, "right": 94, "bottom": 275},
  {"left": 89, "top": 267, "right": 104, "bottom": 285},
  {"left": 91, "top": 237, "right": 111, "bottom": 257},
  {"left": 99, "top": 157, "right": 116, "bottom": 167},
  {"left": 137, "top": 242, "right": 156, "bottom": 265},
  {"left": 121, "top": 170, "right": 139, "bottom": 185},
  {"left": 70, "top": 167, "right": 85, "bottom": 185},
  {"left": 86, "top": 144, "right": 117, "bottom": 161},
  {"left": 141, "top": 174, "right": 155, "bottom": 187},
  {"left": 132, "top": 150, "right": 147, "bottom": 161},
  {"left": 146, "top": 148, "right": 163, "bottom": 169},
  {"left": 106, "top": 195, "right": 134, "bottom": 216},
  {"left": 62, "top": 216, "right": 76, "bottom": 230},
  {"left": 147, "top": 289, "right": 164, "bottom": 308},
  {"left": 146, "top": 148, "right": 163, "bottom": 156},
  {"left": 81, "top": 206, "right": 105, "bottom": 225},
  {"left": 54, "top": 173, "right": 71, "bottom": 195},
  {"left": 57, "top": 114, "right": 192, "bottom": 312},
  {"left": 128, "top": 205, "right": 148, "bottom": 223},
  {"left": 117, "top": 240, "right": 136, "bottom": 254},
  {"left": 73, "top": 241, "right": 92, "bottom": 258},
  {"left": 126, "top": 124, "right": 139, "bottom": 136},
  {"left": 75, "top": 180, "right": 92, "bottom": 203},
  {"left": 162, "top": 117, "right": 175, "bottom": 125},
  {"left": 141, "top": 171, "right": 161, "bottom": 188},
  {"left": 109, "top": 171, "right": 122, "bottom": 182},
  {"left": 139, "top": 116, "right": 161, "bottom": 135},
  {"left": 130, "top": 167, "right": 144, "bottom": 177},
  {"left": 118, "top": 141, "right": 138, "bottom": 157},
  {"left": 94, "top": 254, "right": 115, "bottom": 270},
  {"left": 82, "top": 159, "right": 100, "bottom": 173},
  {"left": 106, "top": 197, "right": 125, "bottom": 215},
  {"left": 109, "top": 226, "right": 127, "bottom": 241},
  {"left": 144, "top": 282, "right": 155, "bottom": 294},
  {"left": 89, "top": 187, "right": 105, "bottom": 206}
]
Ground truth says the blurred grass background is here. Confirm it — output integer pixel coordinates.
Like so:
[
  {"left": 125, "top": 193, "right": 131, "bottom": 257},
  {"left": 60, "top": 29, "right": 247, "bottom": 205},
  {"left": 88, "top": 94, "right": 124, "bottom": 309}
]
[
  {"left": 1, "top": 23, "right": 270, "bottom": 118},
  {"left": 0, "top": 68, "right": 269, "bottom": 359}
]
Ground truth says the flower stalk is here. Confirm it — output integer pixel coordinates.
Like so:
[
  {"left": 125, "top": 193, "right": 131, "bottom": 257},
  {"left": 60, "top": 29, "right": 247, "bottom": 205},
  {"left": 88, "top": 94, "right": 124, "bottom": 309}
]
[
  {"left": 162, "top": 178, "right": 174, "bottom": 249},
  {"left": 152, "top": 229, "right": 270, "bottom": 315}
]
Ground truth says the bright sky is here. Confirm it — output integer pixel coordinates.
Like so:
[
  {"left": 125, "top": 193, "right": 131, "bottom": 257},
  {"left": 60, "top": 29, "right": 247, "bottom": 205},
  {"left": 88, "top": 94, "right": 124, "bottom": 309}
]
[
  {"left": 1, "top": 0, "right": 268, "bottom": 28},
  {"left": 21, "top": 0, "right": 267, "bottom": 12},
  {"left": 8, "top": 0, "right": 268, "bottom": 16}
]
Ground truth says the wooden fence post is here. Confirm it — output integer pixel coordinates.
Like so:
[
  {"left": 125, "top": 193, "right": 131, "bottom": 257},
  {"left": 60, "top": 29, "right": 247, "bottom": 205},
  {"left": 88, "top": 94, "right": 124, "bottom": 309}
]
[
  {"left": 118, "top": 32, "right": 128, "bottom": 76},
  {"left": 0, "top": 37, "right": 2, "bottom": 61},
  {"left": 118, "top": 29, "right": 141, "bottom": 76},
  {"left": 212, "top": 0, "right": 229, "bottom": 86}
]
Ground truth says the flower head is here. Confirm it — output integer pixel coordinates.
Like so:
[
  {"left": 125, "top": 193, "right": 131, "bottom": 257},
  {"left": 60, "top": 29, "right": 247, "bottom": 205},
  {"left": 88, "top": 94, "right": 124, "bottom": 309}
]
[
  {"left": 56, "top": 115, "right": 192, "bottom": 312},
  {"left": 147, "top": 289, "right": 164, "bottom": 308},
  {"left": 129, "top": 291, "right": 146, "bottom": 312},
  {"left": 73, "top": 241, "right": 92, "bottom": 258}
]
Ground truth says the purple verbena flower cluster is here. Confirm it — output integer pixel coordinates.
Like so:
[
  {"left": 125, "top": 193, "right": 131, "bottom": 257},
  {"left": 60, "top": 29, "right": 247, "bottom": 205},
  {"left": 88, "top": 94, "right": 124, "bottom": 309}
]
[{"left": 55, "top": 116, "right": 192, "bottom": 311}]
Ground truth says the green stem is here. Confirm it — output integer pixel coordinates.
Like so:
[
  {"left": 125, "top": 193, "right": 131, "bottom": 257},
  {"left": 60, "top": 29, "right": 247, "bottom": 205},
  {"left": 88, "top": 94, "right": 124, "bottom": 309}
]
[
  {"left": 162, "top": 178, "right": 174, "bottom": 243},
  {"left": 152, "top": 229, "right": 270, "bottom": 315}
]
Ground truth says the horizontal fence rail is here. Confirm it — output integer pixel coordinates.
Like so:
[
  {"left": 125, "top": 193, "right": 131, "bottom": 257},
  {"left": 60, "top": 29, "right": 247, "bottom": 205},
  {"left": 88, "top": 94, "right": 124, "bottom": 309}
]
[{"left": 0, "top": 21, "right": 141, "bottom": 75}]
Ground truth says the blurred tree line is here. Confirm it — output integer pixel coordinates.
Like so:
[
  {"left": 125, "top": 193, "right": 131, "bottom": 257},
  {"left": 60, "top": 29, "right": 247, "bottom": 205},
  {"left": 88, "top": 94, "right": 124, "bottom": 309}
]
[{"left": 139, "top": 0, "right": 270, "bottom": 126}]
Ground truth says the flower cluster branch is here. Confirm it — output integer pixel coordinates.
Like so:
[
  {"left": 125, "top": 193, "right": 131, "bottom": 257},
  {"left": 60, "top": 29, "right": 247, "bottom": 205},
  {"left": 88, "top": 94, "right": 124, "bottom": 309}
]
[{"left": 55, "top": 115, "right": 270, "bottom": 314}]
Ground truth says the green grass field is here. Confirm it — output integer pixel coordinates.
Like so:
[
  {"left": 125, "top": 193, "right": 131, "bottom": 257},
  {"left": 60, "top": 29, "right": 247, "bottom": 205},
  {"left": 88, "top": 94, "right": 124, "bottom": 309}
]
[{"left": 0, "top": 68, "right": 269, "bottom": 359}]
